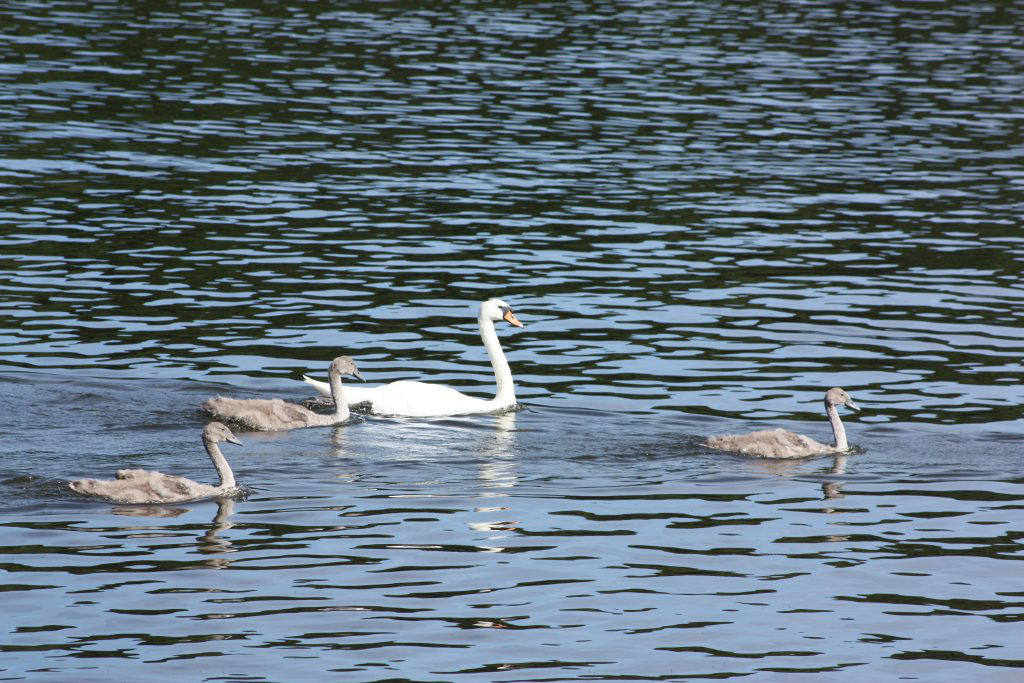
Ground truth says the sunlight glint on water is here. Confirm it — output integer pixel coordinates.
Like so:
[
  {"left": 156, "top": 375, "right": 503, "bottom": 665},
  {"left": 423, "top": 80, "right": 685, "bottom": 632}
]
[{"left": 0, "top": 1, "right": 1022, "bottom": 679}]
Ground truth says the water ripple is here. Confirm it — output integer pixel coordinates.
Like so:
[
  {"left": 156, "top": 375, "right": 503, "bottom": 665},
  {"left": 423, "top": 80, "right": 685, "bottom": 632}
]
[{"left": 2, "top": 0, "right": 1024, "bottom": 679}]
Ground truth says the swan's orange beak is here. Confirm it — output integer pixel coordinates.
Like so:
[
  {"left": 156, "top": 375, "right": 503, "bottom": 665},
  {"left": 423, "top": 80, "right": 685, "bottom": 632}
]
[{"left": 503, "top": 309, "right": 524, "bottom": 328}]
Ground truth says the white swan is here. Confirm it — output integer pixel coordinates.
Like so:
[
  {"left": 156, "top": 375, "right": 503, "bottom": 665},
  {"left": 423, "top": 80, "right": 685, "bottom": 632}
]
[
  {"left": 69, "top": 422, "right": 242, "bottom": 504},
  {"left": 704, "top": 388, "right": 860, "bottom": 458},
  {"left": 302, "top": 299, "right": 523, "bottom": 417},
  {"left": 203, "top": 356, "right": 362, "bottom": 430}
]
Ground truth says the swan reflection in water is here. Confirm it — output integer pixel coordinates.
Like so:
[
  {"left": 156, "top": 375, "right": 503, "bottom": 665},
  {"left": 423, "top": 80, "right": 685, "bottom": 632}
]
[
  {"left": 324, "top": 409, "right": 521, "bottom": 550},
  {"left": 470, "top": 412, "right": 522, "bottom": 551},
  {"left": 734, "top": 450, "right": 853, "bottom": 505},
  {"left": 111, "top": 505, "right": 187, "bottom": 519},
  {"left": 197, "top": 497, "right": 236, "bottom": 557},
  {"left": 821, "top": 453, "right": 849, "bottom": 503},
  {"left": 477, "top": 411, "right": 519, "bottom": 490},
  {"left": 109, "top": 498, "right": 238, "bottom": 567}
]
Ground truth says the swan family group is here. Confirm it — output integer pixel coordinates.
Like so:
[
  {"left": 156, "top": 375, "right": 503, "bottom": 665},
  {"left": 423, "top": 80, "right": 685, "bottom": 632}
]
[{"left": 69, "top": 298, "right": 861, "bottom": 505}]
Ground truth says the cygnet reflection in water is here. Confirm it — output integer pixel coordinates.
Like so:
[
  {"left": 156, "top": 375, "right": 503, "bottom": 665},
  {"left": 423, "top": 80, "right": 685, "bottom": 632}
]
[{"left": 705, "top": 388, "right": 860, "bottom": 458}]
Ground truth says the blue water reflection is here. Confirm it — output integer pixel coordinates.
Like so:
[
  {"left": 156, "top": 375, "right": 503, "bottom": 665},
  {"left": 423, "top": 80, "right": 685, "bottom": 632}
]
[{"left": 1, "top": 0, "right": 1023, "bottom": 678}]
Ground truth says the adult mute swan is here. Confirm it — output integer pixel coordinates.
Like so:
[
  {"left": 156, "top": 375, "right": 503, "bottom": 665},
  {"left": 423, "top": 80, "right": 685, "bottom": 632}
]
[
  {"left": 69, "top": 422, "right": 242, "bottom": 504},
  {"left": 203, "top": 356, "right": 362, "bottom": 430},
  {"left": 302, "top": 299, "right": 523, "bottom": 417},
  {"left": 704, "top": 387, "right": 860, "bottom": 458}
]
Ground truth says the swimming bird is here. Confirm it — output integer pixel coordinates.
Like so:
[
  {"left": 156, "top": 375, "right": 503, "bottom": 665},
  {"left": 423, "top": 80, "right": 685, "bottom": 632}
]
[
  {"left": 203, "top": 356, "right": 362, "bottom": 430},
  {"left": 69, "top": 422, "right": 242, "bottom": 504},
  {"left": 302, "top": 299, "right": 523, "bottom": 417},
  {"left": 704, "top": 387, "right": 860, "bottom": 458}
]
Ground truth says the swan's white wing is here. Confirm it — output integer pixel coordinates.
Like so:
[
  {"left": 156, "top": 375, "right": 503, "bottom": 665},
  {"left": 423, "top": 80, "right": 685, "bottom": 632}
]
[
  {"left": 361, "top": 380, "right": 493, "bottom": 417},
  {"left": 303, "top": 376, "right": 508, "bottom": 416}
]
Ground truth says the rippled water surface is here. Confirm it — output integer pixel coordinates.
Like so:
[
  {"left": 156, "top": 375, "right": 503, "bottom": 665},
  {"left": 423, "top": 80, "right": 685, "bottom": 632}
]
[{"left": 2, "top": 1, "right": 1023, "bottom": 679}]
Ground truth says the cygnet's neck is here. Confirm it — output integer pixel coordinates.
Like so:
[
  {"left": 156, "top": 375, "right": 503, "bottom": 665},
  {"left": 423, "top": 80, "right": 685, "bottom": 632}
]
[
  {"left": 825, "top": 401, "right": 848, "bottom": 451},
  {"left": 328, "top": 368, "right": 351, "bottom": 422},
  {"left": 479, "top": 314, "right": 515, "bottom": 405},
  {"left": 204, "top": 437, "right": 236, "bottom": 489}
]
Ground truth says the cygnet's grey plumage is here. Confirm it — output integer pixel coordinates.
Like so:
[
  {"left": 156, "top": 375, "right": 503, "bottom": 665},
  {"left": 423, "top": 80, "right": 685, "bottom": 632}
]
[
  {"left": 705, "top": 427, "right": 832, "bottom": 458},
  {"left": 202, "top": 356, "right": 362, "bottom": 431},
  {"left": 704, "top": 388, "right": 860, "bottom": 458},
  {"left": 69, "top": 422, "right": 242, "bottom": 504}
]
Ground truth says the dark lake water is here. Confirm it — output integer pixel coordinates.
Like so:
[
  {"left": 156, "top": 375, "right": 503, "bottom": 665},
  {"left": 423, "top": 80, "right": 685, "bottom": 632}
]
[{"left": 2, "top": 1, "right": 1023, "bottom": 679}]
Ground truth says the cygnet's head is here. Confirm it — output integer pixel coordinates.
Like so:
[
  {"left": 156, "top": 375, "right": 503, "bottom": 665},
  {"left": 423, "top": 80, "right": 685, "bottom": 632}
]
[
  {"left": 204, "top": 421, "right": 243, "bottom": 445},
  {"left": 825, "top": 388, "right": 859, "bottom": 412},
  {"left": 329, "top": 355, "right": 364, "bottom": 381},
  {"left": 481, "top": 298, "right": 524, "bottom": 328}
]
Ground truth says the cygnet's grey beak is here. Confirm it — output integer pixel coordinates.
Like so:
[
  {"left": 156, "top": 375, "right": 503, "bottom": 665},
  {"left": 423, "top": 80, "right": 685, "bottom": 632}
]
[
  {"left": 846, "top": 400, "right": 860, "bottom": 412},
  {"left": 352, "top": 369, "right": 365, "bottom": 382},
  {"left": 226, "top": 434, "right": 243, "bottom": 446}
]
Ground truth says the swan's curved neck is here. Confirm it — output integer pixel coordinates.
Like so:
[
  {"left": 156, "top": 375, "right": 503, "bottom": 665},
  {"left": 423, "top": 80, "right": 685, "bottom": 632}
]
[
  {"left": 479, "top": 314, "right": 515, "bottom": 405},
  {"left": 328, "top": 368, "right": 351, "bottom": 422},
  {"left": 203, "top": 438, "right": 236, "bottom": 489},
  {"left": 825, "top": 401, "right": 848, "bottom": 450}
]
